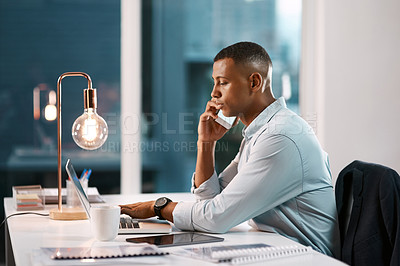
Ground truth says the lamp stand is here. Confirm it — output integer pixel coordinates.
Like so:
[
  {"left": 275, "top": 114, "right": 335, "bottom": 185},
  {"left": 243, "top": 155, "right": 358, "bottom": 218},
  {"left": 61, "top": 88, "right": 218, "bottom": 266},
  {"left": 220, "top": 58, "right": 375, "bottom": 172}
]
[
  {"left": 49, "top": 207, "right": 87, "bottom": 220},
  {"left": 49, "top": 72, "right": 92, "bottom": 220}
]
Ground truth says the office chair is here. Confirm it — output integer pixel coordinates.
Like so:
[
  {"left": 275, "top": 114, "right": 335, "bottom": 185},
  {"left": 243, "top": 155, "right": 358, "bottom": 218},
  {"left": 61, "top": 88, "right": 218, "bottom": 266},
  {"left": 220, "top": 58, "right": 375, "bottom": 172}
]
[{"left": 335, "top": 160, "right": 400, "bottom": 266}]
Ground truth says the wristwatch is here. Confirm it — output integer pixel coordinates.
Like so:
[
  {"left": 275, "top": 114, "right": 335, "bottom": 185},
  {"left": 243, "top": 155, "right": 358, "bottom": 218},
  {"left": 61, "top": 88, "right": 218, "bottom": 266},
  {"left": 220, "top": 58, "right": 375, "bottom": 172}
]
[{"left": 154, "top": 197, "right": 172, "bottom": 220}]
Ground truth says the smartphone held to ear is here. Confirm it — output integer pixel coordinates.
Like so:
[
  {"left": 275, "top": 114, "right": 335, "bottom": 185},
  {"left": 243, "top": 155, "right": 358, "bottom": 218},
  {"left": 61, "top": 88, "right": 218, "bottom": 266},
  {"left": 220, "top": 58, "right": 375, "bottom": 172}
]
[{"left": 215, "top": 110, "right": 236, "bottom": 129}]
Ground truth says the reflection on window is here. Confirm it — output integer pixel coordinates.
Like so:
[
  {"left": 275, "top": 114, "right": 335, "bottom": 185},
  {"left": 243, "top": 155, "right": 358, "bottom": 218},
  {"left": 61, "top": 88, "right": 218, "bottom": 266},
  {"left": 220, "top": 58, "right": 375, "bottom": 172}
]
[
  {"left": 0, "top": 0, "right": 121, "bottom": 195},
  {"left": 141, "top": 0, "right": 301, "bottom": 192}
]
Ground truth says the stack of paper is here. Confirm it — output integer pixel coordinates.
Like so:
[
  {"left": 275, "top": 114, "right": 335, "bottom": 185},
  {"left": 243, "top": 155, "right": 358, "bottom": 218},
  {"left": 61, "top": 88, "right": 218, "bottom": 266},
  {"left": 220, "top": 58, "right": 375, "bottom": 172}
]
[
  {"left": 16, "top": 194, "right": 44, "bottom": 210},
  {"left": 175, "top": 243, "right": 313, "bottom": 264}
]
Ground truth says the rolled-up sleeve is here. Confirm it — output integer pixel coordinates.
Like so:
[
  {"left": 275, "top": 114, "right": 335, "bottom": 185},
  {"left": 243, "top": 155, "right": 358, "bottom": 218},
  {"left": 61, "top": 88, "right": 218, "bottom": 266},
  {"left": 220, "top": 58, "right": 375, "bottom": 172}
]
[
  {"left": 190, "top": 171, "right": 220, "bottom": 201},
  {"left": 173, "top": 201, "right": 196, "bottom": 231},
  {"left": 190, "top": 145, "right": 242, "bottom": 201}
]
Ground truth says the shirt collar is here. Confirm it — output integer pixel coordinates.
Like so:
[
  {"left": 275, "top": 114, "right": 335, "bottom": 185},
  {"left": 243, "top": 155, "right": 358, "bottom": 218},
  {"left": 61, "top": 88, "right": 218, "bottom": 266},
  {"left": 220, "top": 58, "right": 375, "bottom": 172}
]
[{"left": 242, "top": 97, "right": 287, "bottom": 141}]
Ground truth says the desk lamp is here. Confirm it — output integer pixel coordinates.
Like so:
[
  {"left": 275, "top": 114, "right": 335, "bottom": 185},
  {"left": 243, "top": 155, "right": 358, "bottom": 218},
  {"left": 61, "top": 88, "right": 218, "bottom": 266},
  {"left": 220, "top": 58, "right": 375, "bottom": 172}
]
[
  {"left": 33, "top": 84, "right": 57, "bottom": 121},
  {"left": 45, "top": 90, "right": 57, "bottom": 121},
  {"left": 49, "top": 72, "right": 108, "bottom": 220},
  {"left": 33, "top": 84, "right": 57, "bottom": 149}
]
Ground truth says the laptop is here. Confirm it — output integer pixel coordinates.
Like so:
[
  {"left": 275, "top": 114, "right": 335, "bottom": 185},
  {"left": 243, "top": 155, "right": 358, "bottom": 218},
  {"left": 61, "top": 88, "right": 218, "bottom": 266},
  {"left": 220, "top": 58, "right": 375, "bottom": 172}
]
[{"left": 65, "top": 159, "right": 172, "bottom": 234}]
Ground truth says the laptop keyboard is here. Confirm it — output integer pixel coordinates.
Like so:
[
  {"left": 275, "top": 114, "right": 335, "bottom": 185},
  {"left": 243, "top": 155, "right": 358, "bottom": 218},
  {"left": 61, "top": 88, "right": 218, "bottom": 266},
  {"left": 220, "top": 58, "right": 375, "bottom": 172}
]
[{"left": 120, "top": 217, "right": 140, "bottom": 229}]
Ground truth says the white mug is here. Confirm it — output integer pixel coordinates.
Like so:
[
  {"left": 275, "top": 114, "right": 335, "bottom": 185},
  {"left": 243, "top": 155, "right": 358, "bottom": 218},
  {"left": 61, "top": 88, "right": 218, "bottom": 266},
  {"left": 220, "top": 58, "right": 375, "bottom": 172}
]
[{"left": 90, "top": 205, "right": 120, "bottom": 241}]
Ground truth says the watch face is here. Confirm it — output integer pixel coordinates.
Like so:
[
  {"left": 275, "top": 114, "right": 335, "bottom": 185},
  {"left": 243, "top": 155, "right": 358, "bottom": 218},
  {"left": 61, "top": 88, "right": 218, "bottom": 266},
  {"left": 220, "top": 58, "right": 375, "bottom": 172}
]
[{"left": 155, "top": 197, "right": 167, "bottom": 207}]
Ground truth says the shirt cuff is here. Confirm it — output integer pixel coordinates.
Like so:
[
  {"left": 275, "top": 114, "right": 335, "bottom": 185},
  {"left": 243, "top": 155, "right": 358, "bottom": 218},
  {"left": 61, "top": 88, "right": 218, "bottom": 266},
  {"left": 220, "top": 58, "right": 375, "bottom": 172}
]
[
  {"left": 191, "top": 171, "right": 220, "bottom": 200},
  {"left": 172, "top": 201, "right": 196, "bottom": 231}
]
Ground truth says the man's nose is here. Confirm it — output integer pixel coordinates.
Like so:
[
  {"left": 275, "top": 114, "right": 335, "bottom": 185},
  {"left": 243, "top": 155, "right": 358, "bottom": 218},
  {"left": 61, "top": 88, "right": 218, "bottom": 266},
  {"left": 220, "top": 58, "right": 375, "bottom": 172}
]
[{"left": 211, "top": 85, "right": 221, "bottom": 98}]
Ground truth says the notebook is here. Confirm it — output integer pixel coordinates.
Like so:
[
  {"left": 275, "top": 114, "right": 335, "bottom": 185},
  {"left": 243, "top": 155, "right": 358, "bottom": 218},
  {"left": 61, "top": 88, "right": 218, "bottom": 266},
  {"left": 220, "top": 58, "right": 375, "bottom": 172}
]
[
  {"left": 175, "top": 243, "right": 312, "bottom": 264},
  {"left": 41, "top": 244, "right": 168, "bottom": 260},
  {"left": 65, "top": 159, "right": 172, "bottom": 234}
]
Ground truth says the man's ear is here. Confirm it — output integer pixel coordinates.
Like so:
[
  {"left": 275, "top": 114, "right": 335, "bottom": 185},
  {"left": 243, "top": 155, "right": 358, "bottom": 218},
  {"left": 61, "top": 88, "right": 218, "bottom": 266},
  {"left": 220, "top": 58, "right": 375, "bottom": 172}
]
[{"left": 249, "top": 73, "right": 263, "bottom": 92}]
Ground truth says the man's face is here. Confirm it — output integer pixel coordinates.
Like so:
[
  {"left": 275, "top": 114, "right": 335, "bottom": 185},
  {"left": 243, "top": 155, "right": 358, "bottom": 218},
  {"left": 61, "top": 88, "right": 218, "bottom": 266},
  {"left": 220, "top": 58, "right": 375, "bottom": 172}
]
[{"left": 211, "top": 58, "right": 251, "bottom": 117}]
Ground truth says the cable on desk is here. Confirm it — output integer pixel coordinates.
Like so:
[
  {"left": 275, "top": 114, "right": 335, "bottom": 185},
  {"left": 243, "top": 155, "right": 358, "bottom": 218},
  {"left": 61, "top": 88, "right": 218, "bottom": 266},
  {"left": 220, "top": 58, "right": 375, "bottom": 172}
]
[{"left": 0, "top": 212, "right": 50, "bottom": 228}]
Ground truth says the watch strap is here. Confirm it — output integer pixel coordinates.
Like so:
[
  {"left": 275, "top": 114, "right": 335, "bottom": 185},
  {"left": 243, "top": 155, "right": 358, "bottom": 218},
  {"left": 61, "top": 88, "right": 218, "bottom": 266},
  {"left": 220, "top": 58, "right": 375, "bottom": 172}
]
[{"left": 154, "top": 197, "right": 171, "bottom": 220}]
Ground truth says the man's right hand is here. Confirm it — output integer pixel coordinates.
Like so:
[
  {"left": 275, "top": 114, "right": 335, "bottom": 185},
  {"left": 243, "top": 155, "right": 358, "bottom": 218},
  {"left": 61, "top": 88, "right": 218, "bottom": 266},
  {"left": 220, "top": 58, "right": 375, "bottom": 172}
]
[{"left": 198, "top": 100, "right": 229, "bottom": 143}]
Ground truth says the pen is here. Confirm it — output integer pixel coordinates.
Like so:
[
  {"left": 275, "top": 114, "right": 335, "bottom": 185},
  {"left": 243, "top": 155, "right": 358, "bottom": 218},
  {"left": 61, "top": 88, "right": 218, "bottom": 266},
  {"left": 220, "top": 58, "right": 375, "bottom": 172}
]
[
  {"left": 80, "top": 169, "right": 87, "bottom": 180},
  {"left": 79, "top": 168, "right": 87, "bottom": 179},
  {"left": 80, "top": 169, "right": 92, "bottom": 182},
  {"left": 85, "top": 169, "right": 92, "bottom": 181}
]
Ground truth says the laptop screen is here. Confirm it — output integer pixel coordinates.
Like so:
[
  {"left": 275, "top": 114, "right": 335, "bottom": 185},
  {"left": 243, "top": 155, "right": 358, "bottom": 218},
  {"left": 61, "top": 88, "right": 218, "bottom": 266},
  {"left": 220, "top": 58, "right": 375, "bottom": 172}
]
[{"left": 65, "top": 159, "right": 91, "bottom": 219}]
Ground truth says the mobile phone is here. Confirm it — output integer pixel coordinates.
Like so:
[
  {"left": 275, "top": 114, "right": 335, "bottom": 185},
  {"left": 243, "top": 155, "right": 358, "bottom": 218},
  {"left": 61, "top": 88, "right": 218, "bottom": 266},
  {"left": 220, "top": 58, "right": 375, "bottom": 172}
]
[{"left": 215, "top": 110, "right": 236, "bottom": 129}]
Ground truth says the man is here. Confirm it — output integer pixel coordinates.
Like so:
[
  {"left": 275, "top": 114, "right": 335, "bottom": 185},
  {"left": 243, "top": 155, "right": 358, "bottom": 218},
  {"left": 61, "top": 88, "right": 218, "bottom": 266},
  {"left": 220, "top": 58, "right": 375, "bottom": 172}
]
[{"left": 120, "top": 42, "right": 340, "bottom": 257}]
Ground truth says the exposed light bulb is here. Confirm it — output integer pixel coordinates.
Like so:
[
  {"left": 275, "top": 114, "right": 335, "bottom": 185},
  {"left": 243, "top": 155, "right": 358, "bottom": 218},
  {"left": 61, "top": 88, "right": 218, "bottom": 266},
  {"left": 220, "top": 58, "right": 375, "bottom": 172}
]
[
  {"left": 44, "top": 104, "right": 57, "bottom": 121},
  {"left": 82, "top": 116, "right": 97, "bottom": 141},
  {"left": 72, "top": 108, "right": 108, "bottom": 150},
  {"left": 71, "top": 88, "right": 108, "bottom": 150}
]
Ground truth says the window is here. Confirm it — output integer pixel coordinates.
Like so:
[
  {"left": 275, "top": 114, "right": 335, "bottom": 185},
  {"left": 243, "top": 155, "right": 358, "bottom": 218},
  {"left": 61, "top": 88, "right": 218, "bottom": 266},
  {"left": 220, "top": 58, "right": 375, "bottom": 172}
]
[
  {"left": 0, "top": 0, "right": 121, "bottom": 195},
  {"left": 141, "top": 0, "right": 302, "bottom": 192},
  {"left": 0, "top": 0, "right": 301, "bottom": 194}
]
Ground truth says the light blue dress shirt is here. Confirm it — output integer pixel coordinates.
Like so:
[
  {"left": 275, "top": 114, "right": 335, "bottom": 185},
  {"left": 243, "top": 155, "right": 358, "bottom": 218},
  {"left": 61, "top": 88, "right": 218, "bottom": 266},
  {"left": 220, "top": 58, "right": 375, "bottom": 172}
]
[{"left": 173, "top": 97, "right": 340, "bottom": 257}]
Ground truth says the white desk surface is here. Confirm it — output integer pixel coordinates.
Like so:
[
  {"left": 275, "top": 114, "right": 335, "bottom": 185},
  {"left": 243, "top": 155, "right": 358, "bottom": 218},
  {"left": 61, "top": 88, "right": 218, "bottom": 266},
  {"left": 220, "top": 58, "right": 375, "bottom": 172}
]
[{"left": 4, "top": 193, "right": 347, "bottom": 266}]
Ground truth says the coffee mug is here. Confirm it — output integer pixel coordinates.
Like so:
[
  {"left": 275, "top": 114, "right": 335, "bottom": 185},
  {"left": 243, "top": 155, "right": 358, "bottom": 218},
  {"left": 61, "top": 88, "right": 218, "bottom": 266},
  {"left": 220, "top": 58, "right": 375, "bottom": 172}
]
[{"left": 90, "top": 205, "right": 120, "bottom": 241}]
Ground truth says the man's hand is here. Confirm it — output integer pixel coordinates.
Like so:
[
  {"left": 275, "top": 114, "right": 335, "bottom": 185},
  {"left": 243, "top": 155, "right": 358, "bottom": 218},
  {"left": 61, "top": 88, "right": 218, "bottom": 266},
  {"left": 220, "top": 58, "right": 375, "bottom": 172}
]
[
  {"left": 119, "top": 201, "right": 156, "bottom": 219},
  {"left": 198, "top": 100, "right": 229, "bottom": 143},
  {"left": 120, "top": 201, "right": 177, "bottom": 222}
]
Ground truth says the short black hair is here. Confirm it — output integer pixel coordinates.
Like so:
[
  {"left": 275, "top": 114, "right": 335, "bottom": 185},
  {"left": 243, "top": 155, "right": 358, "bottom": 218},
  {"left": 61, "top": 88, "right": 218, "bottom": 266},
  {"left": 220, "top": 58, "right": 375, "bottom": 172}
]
[{"left": 214, "top": 42, "right": 272, "bottom": 75}]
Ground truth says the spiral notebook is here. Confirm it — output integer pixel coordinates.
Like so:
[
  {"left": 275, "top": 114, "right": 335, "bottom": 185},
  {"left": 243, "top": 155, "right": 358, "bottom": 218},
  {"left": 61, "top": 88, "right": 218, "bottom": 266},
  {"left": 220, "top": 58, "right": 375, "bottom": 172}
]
[
  {"left": 176, "top": 243, "right": 312, "bottom": 264},
  {"left": 41, "top": 244, "right": 168, "bottom": 260}
]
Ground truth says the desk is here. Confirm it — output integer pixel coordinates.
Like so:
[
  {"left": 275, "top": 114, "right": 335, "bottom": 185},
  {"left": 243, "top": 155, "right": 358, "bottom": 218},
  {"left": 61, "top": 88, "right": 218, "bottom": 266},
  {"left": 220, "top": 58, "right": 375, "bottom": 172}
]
[{"left": 4, "top": 193, "right": 346, "bottom": 266}]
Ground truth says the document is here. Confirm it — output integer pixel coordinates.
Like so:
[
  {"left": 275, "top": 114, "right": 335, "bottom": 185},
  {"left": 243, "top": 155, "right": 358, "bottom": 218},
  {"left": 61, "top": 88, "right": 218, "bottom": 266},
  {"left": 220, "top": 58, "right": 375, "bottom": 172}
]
[
  {"left": 174, "top": 243, "right": 312, "bottom": 264},
  {"left": 31, "top": 244, "right": 168, "bottom": 265}
]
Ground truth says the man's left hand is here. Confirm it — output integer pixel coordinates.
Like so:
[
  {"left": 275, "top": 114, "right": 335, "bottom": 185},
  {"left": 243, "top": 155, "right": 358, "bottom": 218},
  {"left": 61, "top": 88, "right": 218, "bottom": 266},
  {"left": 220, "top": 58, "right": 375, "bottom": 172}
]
[{"left": 119, "top": 201, "right": 156, "bottom": 219}]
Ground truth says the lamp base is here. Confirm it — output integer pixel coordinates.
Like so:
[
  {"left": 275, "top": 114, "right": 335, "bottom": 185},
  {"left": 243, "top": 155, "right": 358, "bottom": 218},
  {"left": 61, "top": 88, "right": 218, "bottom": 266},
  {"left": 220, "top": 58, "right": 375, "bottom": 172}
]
[{"left": 49, "top": 207, "right": 88, "bottom": 220}]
